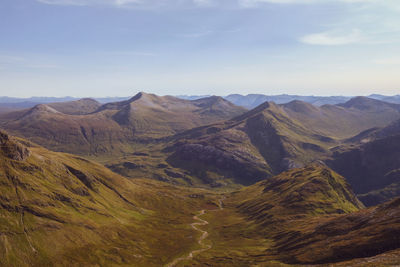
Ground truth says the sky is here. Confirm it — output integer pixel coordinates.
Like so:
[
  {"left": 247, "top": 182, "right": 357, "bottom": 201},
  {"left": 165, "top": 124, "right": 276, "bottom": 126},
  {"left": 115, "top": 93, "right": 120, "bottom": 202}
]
[{"left": 0, "top": 0, "right": 400, "bottom": 97}]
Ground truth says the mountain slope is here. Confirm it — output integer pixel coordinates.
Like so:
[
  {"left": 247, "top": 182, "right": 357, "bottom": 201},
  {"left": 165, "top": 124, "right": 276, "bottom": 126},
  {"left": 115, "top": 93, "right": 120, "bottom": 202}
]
[
  {"left": 0, "top": 93, "right": 246, "bottom": 155},
  {"left": 0, "top": 130, "right": 214, "bottom": 266},
  {"left": 186, "top": 166, "right": 400, "bottom": 266},
  {"left": 165, "top": 102, "right": 336, "bottom": 186},
  {"left": 233, "top": 165, "right": 364, "bottom": 223},
  {"left": 327, "top": 118, "right": 400, "bottom": 206}
]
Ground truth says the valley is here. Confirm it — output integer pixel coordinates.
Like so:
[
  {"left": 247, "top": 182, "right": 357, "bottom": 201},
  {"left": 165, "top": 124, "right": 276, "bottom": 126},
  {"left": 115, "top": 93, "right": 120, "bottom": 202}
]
[{"left": 0, "top": 93, "right": 399, "bottom": 266}]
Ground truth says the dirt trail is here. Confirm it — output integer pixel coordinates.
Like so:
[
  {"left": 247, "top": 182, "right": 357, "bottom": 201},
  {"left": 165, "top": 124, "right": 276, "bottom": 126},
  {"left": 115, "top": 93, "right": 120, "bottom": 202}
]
[{"left": 165, "top": 197, "right": 225, "bottom": 267}]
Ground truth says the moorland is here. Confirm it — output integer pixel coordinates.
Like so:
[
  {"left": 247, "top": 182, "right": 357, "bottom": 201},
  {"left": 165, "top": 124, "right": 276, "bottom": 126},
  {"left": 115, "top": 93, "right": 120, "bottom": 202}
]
[{"left": 0, "top": 92, "right": 399, "bottom": 266}]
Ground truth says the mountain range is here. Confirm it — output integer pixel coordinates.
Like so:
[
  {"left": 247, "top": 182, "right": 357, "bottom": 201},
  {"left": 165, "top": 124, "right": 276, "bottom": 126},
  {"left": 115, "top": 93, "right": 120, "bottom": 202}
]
[
  {"left": 0, "top": 93, "right": 245, "bottom": 155},
  {"left": 0, "top": 92, "right": 399, "bottom": 266},
  {"left": 2, "top": 93, "right": 400, "bottom": 113}
]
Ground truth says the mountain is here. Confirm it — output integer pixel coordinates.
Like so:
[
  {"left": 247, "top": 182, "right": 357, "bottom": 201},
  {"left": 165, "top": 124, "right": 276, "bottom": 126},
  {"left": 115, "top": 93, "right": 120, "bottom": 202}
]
[
  {"left": 0, "top": 102, "right": 44, "bottom": 114},
  {"left": 175, "top": 95, "right": 211, "bottom": 100},
  {"left": 0, "top": 130, "right": 214, "bottom": 266},
  {"left": 46, "top": 98, "right": 101, "bottom": 115},
  {"left": 368, "top": 94, "right": 400, "bottom": 104},
  {"left": 163, "top": 97, "right": 400, "bottom": 186},
  {"left": 327, "top": 118, "right": 400, "bottom": 206},
  {"left": 224, "top": 93, "right": 400, "bottom": 109},
  {"left": 283, "top": 97, "right": 400, "bottom": 138},
  {"left": 234, "top": 166, "right": 399, "bottom": 265},
  {"left": 0, "top": 131, "right": 398, "bottom": 266},
  {"left": 165, "top": 101, "right": 336, "bottom": 186},
  {"left": 0, "top": 93, "right": 246, "bottom": 155},
  {"left": 234, "top": 165, "right": 364, "bottom": 221},
  {"left": 0, "top": 96, "right": 77, "bottom": 104},
  {"left": 224, "top": 94, "right": 352, "bottom": 109},
  {"left": 187, "top": 165, "right": 400, "bottom": 265},
  {"left": 270, "top": 196, "right": 400, "bottom": 264}
]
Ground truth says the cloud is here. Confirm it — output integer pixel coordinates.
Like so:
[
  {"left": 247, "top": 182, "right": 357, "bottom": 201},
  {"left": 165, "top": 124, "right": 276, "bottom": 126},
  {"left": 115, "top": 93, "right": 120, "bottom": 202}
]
[
  {"left": 300, "top": 29, "right": 363, "bottom": 45},
  {"left": 105, "top": 51, "right": 156, "bottom": 56},
  {"left": 36, "top": 0, "right": 213, "bottom": 7},
  {"left": 181, "top": 31, "right": 213, "bottom": 38},
  {"left": 37, "top": 0, "right": 91, "bottom": 6},
  {"left": 374, "top": 58, "right": 400, "bottom": 65},
  {"left": 35, "top": 0, "right": 400, "bottom": 9}
]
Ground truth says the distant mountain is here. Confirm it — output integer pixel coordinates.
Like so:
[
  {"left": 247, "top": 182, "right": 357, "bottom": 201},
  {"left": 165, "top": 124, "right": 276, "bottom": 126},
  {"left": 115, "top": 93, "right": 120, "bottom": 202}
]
[
  {"left": 47, "top": 98, "right": 101, "bottom": 115},
  {"left": 175, "top": 95, "right": 211, "bottom": 100},
  {"left": 2, "top": 93, "right": 399, "bottom": 108},
  {"left": 223, "top": 93, "right": 400, "bottom": 109},
  {"left": 0, "top": 96, "right": 77, "bottom": 103},
  {"left": 224, "top": 94, "right": 352, "bottom": 108},
  {"left": 0, "top": 92, "right": 246, "bottom": 155},
  {"left": 368, "top": 94, "right": 400, "bottom": 104},
  {"left": 0, "top": 96, "right": 128, "bottom": 114}
]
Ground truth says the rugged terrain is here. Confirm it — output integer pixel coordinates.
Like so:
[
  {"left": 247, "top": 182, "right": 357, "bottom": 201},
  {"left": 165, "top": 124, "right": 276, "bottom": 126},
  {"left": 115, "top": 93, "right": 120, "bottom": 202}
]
[
  {"left": 0, "top": 131, "right": 218, "bottom": 266},
  {"left": 159, "top": 96, "right": 400, "bottom": 187},
  {"left": 184, "top": 165, "right": 400, "bottom": 266},
  {"left": 0, "top": 93, "right": 246, "bottom": 155},
  {"left": 328, "top": 118, "right": 400, "bottom": 206},
  {"left": 0, "top": 93, "right": 399, "bottom": 266}
]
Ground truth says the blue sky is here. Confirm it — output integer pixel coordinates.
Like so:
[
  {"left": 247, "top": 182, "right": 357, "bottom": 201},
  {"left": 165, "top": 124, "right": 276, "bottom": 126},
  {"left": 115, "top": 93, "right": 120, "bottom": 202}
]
[{"left": 0, "top": 0, "right": 400, "bottom": 97}]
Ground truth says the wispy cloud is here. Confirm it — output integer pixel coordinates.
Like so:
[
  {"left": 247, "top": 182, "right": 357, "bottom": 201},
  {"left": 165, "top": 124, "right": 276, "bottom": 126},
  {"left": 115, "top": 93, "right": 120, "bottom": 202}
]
[
  {"left": 0, "top": 54, "right": 60, "bottom": 69},
  {"left": 105, "top": 51, "right": 156, "bottom": 56},
  {"left": 374, "top": 58, "right": 400, "bottom": 65},
  {"left": 300, "top": 29, "right": 363, "bottom": 45},
  {"left": 36, "top": 0, "right": 211, "bottom": 8},
  {"left": 35, "top": 0, "right": 400, "bottom": 9},
  {"left": 181, "top": 31, "right": 213, "bottom": 38}
]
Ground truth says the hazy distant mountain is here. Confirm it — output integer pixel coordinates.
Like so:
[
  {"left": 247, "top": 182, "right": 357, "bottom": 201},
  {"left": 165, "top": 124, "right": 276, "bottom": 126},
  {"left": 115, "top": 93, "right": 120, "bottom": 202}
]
[
  {"left": 223, "top": 94, "right": 400, "bottom": 109},
  {"left": 2, "top": 93, "right": 399, "bottom": 109},
  {"left": 368, "top": 94, "right": 400, "bottom": 104},
  {"left": 224, "top": 94, "right": 352, "bottom": 108},
  {"left": 175, "top": 95, "right": 211, "bottom": 100}
]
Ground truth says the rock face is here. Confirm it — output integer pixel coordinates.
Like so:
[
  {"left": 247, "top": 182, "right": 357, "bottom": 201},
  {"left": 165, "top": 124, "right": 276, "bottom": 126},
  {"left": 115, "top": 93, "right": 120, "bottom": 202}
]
[{"left": 0, "top": 130, "right": 30, "bottom": 161}]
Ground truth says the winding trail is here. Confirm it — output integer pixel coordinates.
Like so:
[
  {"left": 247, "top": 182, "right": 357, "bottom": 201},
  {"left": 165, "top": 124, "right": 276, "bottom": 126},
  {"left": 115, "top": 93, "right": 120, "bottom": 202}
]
[{"left": 165, "top": 197, "right": 225, "bottom": 267}]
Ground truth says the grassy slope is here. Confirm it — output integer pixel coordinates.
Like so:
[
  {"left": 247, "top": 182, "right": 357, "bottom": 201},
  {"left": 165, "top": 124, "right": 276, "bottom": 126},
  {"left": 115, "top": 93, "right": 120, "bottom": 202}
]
[
  {"left": 184, "top": 165, "right": 400, "bottom": 266},
  {"left": 0, "top": 131, "right": 219, "bottom": 266},
  {"left": 0, "top": 132, "right": 398, "bottom": 266}
]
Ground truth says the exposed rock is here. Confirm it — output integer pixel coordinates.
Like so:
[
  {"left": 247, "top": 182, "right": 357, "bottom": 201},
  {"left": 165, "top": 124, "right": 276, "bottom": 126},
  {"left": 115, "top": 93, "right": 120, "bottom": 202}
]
[{"left": 0, "top": 130, "right": 30, "bottom": 161}]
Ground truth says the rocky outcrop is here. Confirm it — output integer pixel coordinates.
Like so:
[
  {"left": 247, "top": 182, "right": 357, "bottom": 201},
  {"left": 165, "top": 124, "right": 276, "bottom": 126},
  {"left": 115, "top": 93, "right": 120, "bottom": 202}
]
[{"left": 0, "top": 130, "right": 30, "bottom": 161}]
